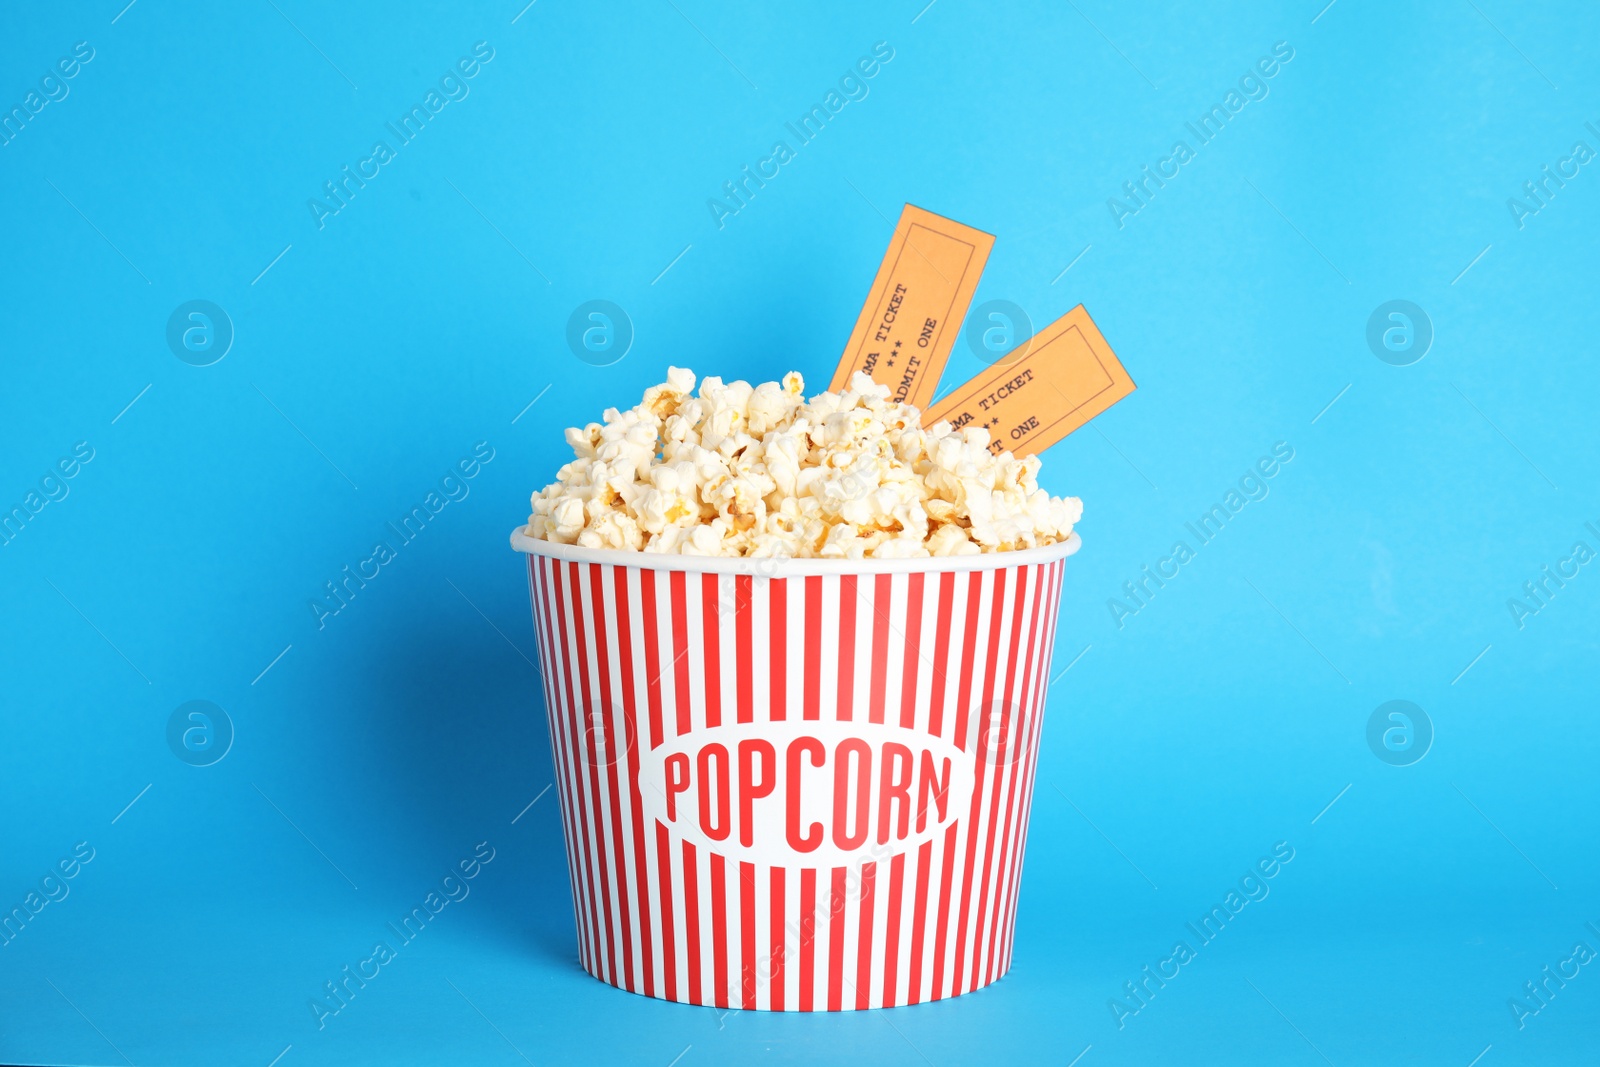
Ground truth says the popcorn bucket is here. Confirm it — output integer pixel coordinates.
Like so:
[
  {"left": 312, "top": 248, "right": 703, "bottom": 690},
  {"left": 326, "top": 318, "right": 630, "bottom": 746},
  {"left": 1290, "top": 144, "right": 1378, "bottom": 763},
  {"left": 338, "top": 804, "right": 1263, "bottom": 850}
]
[{"left": 511, "top": 530, "right": 1079, "bottom": 1010}]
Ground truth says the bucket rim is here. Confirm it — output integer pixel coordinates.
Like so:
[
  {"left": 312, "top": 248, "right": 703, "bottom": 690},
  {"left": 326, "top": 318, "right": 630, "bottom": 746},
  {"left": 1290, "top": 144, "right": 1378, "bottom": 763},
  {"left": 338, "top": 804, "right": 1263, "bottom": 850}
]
[{"left": 510, "top": 527, "right": 1081, "bottom": 576}]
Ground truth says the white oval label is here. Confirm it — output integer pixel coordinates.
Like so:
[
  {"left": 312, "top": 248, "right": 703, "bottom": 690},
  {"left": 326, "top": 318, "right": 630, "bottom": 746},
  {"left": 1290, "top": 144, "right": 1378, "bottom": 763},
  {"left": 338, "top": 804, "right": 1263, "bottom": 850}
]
[{"left": 638, "top": 720, "right": 974, "bottom": 868}]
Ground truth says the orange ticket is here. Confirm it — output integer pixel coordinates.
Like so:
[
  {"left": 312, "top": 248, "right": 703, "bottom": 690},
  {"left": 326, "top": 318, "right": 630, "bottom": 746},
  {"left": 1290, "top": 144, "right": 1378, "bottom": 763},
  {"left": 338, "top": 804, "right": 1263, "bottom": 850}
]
[
  {"left": 830, "top": 204, "right": 993, "bottom": 410},
  {"left": 924, "top": 305, "right": 1135, "bottom": 458}
]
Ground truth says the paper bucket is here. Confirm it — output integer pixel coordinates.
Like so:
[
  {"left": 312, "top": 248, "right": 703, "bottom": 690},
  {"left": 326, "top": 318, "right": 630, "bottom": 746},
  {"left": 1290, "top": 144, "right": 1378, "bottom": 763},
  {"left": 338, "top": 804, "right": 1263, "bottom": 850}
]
[{"left": 511, "top": 529, "right": 1079, "bottom": 1010}]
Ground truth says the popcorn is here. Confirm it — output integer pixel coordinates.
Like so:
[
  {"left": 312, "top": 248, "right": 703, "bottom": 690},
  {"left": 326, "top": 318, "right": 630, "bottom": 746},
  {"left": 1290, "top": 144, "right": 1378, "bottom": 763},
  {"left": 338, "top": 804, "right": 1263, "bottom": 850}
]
[{"left": 525, "top": 368, "right": 1083, "bottom": 559}]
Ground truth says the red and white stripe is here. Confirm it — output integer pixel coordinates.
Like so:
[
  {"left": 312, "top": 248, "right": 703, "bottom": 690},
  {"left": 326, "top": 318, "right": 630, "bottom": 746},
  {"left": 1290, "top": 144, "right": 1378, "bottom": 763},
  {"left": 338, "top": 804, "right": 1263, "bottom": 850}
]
[{"left": 525, "top": 551, "right": 1066, "bottom": 1011}]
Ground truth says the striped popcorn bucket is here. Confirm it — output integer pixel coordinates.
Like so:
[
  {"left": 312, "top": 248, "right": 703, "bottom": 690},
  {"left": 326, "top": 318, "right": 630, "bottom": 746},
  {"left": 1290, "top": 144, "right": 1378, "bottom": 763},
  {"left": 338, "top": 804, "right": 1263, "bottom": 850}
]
[{"left": 511, "top": 530, "right": 1079, "bottom": 1011}]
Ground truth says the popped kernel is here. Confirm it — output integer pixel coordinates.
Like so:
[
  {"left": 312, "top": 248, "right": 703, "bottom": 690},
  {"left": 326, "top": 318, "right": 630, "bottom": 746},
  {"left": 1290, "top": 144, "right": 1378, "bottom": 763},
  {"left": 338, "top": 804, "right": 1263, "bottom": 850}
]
[{"left": 524, "top": 368, "right": 1082, "bottom": 558}]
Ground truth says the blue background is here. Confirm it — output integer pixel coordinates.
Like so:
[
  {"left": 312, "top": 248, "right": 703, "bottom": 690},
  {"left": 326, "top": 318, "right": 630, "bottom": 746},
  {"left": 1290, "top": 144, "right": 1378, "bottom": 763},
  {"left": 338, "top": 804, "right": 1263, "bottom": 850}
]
[{"left": 3, "top": 1, "right": 1597, "bottom": 1064}]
